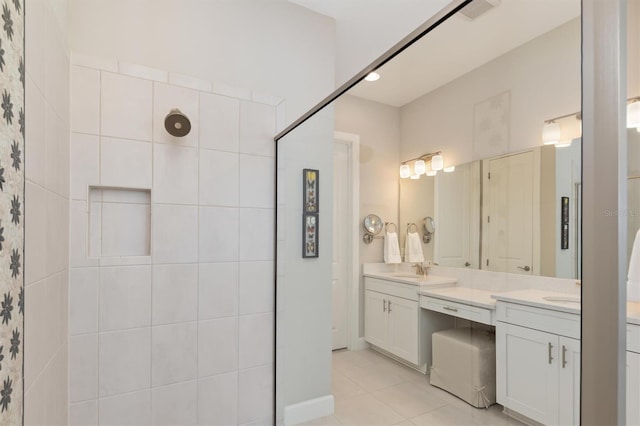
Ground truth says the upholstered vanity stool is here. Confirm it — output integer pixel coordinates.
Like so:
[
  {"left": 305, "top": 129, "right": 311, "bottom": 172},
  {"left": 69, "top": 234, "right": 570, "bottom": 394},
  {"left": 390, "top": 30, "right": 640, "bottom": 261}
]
[{"left": 430, "top": 327, "right": 497, "bottom": 408}]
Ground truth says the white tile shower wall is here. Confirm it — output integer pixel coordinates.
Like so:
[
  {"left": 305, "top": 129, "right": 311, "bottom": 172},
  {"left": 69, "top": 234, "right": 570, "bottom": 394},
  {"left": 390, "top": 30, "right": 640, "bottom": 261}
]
[
  {"left": 24, "top": 0, "right": 70, "bottom": 425},
  {"left": 68, "top": 57, "right": 279, "bottom": 425}
]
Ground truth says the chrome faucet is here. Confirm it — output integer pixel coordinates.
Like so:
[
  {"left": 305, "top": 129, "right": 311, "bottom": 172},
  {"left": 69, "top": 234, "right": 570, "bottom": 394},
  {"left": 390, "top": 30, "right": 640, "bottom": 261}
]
[{"left": 412, "top": 263, "right": 426, "bottom": 276}]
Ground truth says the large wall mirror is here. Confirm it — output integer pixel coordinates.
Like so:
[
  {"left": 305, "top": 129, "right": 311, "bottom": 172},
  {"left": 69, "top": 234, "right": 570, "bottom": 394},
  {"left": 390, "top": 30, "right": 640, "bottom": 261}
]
[{"left": 399, "top": 141, "right": 582, "bottom": 279}]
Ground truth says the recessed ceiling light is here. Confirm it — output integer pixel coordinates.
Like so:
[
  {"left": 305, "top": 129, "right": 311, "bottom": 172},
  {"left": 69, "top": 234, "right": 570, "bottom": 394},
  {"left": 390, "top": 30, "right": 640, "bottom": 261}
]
[{"left": 365, "top": 72, "right": 380, "bottom": 82}]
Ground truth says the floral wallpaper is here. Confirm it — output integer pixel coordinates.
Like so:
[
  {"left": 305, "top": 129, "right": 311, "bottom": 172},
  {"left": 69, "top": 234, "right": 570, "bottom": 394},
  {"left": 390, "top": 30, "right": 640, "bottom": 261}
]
[{"left": 0, "top": 0, "right": 22, "bottom": 423}]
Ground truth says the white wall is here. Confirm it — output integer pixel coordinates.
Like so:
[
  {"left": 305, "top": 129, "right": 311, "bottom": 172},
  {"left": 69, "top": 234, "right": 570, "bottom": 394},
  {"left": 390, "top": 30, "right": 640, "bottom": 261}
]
[
  {"left": 24, "top": 0, "right": 70, "bottom": 424},
  {"left": 68, "top": 0, "right": 335, "bottom": 127},
  {"left": 276, "top": 106, "right": 334, "bottom": 424},
  {"left": 335, "top": 95, "right": 400, "bottom": 336},
  {"left": 400, "top": 18, "right": 581, "bottom": 166}
]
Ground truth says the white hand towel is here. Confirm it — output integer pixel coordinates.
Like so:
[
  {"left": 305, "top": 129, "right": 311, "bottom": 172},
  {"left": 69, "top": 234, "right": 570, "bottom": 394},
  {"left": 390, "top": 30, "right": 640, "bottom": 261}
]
[
  {"left": 628, "top": 229, "right": 640, "bottom": 301},
  {"left": 384, "top": 231, "right": 402, "bottom": 264},
  {"left": 405, "top": 232, "right": 424, "bottom": 263}
]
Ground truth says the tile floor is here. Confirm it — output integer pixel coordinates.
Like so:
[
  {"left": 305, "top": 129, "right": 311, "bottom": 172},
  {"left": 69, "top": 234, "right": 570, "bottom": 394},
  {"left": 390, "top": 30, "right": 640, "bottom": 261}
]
[{"left": 302, "top": 348, "right": 525, "bottom": 426}]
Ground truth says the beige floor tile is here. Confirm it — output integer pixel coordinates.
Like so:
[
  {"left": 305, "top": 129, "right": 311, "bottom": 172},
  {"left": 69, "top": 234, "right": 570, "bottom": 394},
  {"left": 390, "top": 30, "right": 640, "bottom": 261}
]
[
  {"left": 332, "top": 370, "right": 367, "bottom": 401},
  {"left": 299, "top": 414, "right": 343, "bottom": 426},
  {"left": 392, "top": 420, "right": 415, "bottom": 426},
  {"left": 410, "top": 404, "right": 523, "bottom": 426},
  {"left": 334, "top": 394, "right": 405, "bottom": 426},
  {"left": 332, "top": 349, "right": 378, "bottom": 372},
  {"left": 340, "top": 363, "right": 407, "bottom": 392},
  {"left": 372, "top": 381, "right": 449, "bottom": 418}
]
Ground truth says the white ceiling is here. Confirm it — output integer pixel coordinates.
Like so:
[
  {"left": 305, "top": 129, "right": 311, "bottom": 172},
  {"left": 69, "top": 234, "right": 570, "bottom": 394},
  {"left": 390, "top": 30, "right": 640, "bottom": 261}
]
[{"left": 288, "top": 0, "right": 580, "bottom": 107}]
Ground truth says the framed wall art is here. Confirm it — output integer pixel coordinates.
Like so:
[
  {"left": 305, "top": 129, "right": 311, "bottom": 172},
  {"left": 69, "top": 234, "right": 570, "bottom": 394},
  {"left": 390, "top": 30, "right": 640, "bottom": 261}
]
[
  {"left": 302, "top": 213, "right": 319, "bottom": 258},
  {"left": 303, "top": 168, "right": 319, "bottom": 213}
]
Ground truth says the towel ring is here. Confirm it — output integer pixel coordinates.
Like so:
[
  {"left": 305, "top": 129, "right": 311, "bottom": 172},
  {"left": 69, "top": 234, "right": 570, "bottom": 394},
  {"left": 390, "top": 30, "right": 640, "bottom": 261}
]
[
  {"left": 385, "top": 222, "right": 397, "bottom": 233},
  {"left": 407, "top": 222, "right": 419, "bottom": 233}
]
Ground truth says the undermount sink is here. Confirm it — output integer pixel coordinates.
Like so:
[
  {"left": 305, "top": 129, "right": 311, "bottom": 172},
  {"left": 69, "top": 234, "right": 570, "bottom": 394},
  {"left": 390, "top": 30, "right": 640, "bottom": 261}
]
[
  {"left": 390, "top": 273, "right": 423, "bottom": 279},
  {"left": 542, "top": 296, "right": 581, "bottom": 304}
]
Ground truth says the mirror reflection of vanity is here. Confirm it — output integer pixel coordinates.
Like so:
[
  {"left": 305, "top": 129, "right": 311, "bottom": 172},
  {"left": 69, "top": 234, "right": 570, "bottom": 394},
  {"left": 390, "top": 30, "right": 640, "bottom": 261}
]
[{"left": 400, "top": 142, "right": 582, "bottom": 279}]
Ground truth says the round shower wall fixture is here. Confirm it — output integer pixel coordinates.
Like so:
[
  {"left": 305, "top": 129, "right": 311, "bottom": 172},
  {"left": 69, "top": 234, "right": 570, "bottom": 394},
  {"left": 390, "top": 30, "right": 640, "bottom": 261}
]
[{"left": 164, "top": 108, "right": 191, "bottom": 137}]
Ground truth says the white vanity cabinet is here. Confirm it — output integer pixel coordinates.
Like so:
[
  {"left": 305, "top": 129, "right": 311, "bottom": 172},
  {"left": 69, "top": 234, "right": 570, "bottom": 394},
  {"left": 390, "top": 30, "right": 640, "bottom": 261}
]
[
  {"left": 627, "top": 324, "right": 640, "bottom": 426},
  {"left": 496, "top": 302, "right": 580, "bottom": 425},
  {"left": 365, "top": 290, "right": 419, "bottom": 364},
  {"left": 364, "top": 277, "right": 454, "bottom": 371}
]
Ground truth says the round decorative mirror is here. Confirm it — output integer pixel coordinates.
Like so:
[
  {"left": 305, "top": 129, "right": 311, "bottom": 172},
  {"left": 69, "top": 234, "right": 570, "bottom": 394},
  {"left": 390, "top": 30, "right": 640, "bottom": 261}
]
[
  {"left": 363, "top": 214, "right": 384, "bottom": 243},
  {"left": 423, "top": 216, "right": 435, "bottom": 243},
  {"left": 424, "top": 216, "right": 435, "bottom": 233}
]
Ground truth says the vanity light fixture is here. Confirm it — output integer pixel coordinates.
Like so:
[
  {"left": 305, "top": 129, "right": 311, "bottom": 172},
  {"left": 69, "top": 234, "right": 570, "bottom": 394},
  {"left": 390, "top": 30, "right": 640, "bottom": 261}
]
[
  {"left": 365, "top": 72, "right": 380, "bottom": 82},
  {"left": 400, "top": 164, "right": 411, "bottom": 179},
  {"left": 444, "top": 166, "right": 456, "bottom": 172},
  {"left": 543, "top": 96, "right": 640, "bottom": 146},
  {"left": 431, "top": 154, "right": 444, "bottom": 171},
  {"left": 628, "top": 97, "right": 640, "bottom": 128},
  {"left": 542, "top": 120, "right": 561, "bottom": 145},
  {"left": 399, "top": 151, "right": 443, "bottom": 179}
]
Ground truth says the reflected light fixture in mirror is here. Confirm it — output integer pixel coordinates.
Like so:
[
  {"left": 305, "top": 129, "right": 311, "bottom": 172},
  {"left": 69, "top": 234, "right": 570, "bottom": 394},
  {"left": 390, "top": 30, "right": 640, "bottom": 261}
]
[
  {"left": 431, "top": 154, "right": 444, "bottom": 170},
  {"left": 444, "top": 166, "right": 456, "bottom": 172},
  {"left": 542, "top": 120, "right": 561, "bottom": 145},
  {"left": 628, "top": 98, "right": 640, "bottom": 128},
  {"left": 555, "top": 140, "right": 573, "bottom": 148},
  {"left": 426, "top": 170, "right": 437, "bottom": 177},
  {"left": 400, "top": 163, "right": 411, "bottom": 178}
]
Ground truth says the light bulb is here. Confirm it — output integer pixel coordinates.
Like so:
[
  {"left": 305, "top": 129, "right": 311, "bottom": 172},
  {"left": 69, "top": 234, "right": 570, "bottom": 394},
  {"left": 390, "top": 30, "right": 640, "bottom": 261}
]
[
  {"left": 414, "top": 160, "right": 426, "bottom": 175},
  {"left": 365, "top": 72, "right": 380, "bottom": 82},
  {"left": 628, "top": 101, "right": 640, "bottom": 128},
  {"left": 431, "top": 155, "right": 444, "bottom": 171},
  {"left": 444, "top": 166, "right": 455, "bottom": 172},
  {"left": 542, "top": 121, "right": 561, "bottom": 145},
  {"left": 555, "top": 140, "right": 572, "bottom": 148},
  {"left": 410, "top": 174, "right": 420, "bottom": 180},
  {"left": 426, "top": 170, "right": 437, "bottom": 177},
  {"left": 400, "top": 164, "right": 411, "bottom": 179}
]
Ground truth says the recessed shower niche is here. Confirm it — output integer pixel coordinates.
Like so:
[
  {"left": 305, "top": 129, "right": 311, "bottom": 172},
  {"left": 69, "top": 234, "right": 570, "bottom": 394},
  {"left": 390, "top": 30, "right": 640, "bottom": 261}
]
[{"left": 88, "top": 186, "right": 152, "bottom": 257}]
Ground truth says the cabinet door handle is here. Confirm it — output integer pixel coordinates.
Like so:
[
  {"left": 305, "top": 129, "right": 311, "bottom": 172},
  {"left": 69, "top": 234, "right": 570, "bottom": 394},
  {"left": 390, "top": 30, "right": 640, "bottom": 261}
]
[
  {"left": 383, "top": 300, "right": 387, "bottom": 312},
  {"left": 443, "top": 306, "right": 458, "bottom": 312},
  {"left": 562, "top": 345, "right": 567, "bottom": 368},
  {"left": 518, "top": 266, "right": 531, "bottom": 272},
  {"left": 548, "top": 342, "right": 554, "bottom": 364},
  {"left": 464, "top": 262, "right": 471, "bottom": 267},
  {"left": 388, "top": 300, "right": 392, "bottom": 313}
]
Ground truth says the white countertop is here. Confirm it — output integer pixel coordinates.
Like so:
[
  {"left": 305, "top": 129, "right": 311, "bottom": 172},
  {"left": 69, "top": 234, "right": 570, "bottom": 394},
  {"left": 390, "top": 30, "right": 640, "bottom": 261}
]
[
  {"left": 363, "top": 271, "right": 458, "bottom": 287},
  {"left": 418, "top": 287, "right": 497, "bottom": 310},
  {"left": 491, "top": 289, "right": 581, "bottom": 315}
]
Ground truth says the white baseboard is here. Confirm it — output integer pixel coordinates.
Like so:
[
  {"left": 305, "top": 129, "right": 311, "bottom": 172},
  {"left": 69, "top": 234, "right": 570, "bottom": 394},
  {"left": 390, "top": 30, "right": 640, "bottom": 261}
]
[{"left": 283, "top": 395, "right": 334, "bottom": 426}]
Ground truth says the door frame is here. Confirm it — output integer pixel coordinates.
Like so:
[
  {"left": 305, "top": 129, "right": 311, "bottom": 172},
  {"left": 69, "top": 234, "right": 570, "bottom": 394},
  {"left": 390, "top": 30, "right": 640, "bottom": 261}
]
[{"left": 333, "top": 131, "right": 364, "bottom": 351}]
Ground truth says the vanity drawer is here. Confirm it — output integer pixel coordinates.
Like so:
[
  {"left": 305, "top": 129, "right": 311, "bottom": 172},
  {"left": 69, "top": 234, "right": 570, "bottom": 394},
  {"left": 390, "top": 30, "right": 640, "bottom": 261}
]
[
  {"left": 496, "top": 302, "right": 580, "bottom": 339},
  {"left": 365, "top": 277, "right": 419, "bottom": 301},
  {"left": 421, "top": 296, "right": 493, "bottom": 325},
  {"left": 628, "top": 324, "right": 640, "bottom": 353}
]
